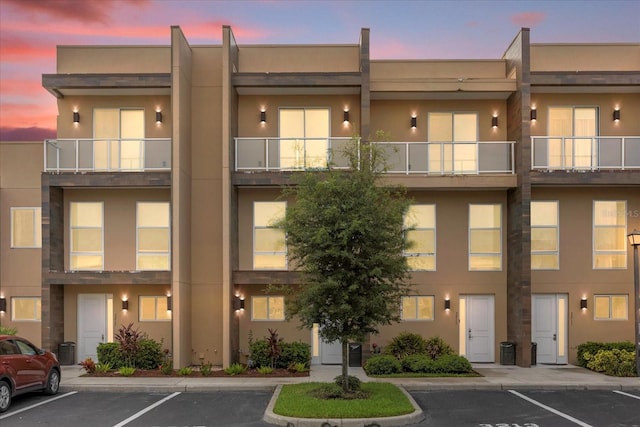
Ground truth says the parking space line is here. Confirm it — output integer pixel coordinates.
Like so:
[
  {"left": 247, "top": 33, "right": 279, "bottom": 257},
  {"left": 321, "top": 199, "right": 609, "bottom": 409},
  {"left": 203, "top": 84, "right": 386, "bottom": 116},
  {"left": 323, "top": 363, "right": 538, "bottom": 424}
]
[
  {"left": 112, "top": 391, "right": 181, "bottom": 427},
  {"left": 613, "top": 390, "right": 640, "bottom": 400},
  {"left": 0, "top": 391, "right": 78, "bottom": 420},
  {"left": 508, "top": 390, "right": 593, "bottom": 427}
]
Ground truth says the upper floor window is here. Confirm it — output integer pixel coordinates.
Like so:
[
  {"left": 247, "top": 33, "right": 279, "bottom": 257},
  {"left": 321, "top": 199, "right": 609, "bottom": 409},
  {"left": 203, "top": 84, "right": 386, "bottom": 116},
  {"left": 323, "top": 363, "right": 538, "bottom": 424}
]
[
  {"left": 139, "top": 296, "right": 171, "bottom": 321},
  {"left": 469, "top": 204, "right": 502, "bottom": 271},
  {"left": 137, "top": 202, "right": 170, "bottom": 271},
  {"left": 94, "top": 108, "right": 145, "bottom": 171},
  {"left": 593, "top": 200, "right": 626, "bottom": 269},
  {"left": 11, "top": 297, "right": 41, "bottom": 321},
  {"left": 253, "top": 201, "right": 286, "bottom": 270},
  {"left": 70, "top": 202, "right": 103, "bottom": 271},
  {"left": 428, "top": 112, "right": 478, "bottom": 174},
  {"left": 547, "top": 107, "right": 597, "bottom": 169},
  {"left": 531, "top": 201, "right": 559, "bottom": 270},
  {"left": 404, "top": 204, "right": 436, "bottom": 271},
  {"left": 11, "top": 207, "right": 41, "bottom": 248},
  {"left": 252, "top": 296, "right": 285, "bottom": 321},
  {"left": 594, "top": 295, "right": 627, "bottom": 320},
  {"left": 401, "top": 296, "right": 434, "bottom": 321},
  {"left": 279, "top": 108, "right": 329, "bottom": 169}
]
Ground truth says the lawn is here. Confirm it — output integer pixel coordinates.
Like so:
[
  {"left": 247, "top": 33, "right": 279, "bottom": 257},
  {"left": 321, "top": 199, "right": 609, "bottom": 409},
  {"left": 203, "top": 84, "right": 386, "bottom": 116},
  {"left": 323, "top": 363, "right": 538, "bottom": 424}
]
[{"left": 273, "top": 382, "right": 415, "bottom": 418}]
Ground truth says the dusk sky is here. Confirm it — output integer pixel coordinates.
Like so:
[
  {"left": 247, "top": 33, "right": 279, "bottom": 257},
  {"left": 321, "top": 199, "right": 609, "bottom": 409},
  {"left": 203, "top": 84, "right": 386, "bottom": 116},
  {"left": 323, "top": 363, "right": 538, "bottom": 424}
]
[{"left": 0, "top": 0, "right": 638, "bottom": 141}]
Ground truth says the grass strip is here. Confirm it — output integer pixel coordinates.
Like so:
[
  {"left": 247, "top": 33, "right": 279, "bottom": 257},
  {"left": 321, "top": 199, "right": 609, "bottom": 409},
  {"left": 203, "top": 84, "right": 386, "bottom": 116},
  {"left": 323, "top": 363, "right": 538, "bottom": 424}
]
[{"left": 273, "top": 382, "right": 414, "bottom": 418}]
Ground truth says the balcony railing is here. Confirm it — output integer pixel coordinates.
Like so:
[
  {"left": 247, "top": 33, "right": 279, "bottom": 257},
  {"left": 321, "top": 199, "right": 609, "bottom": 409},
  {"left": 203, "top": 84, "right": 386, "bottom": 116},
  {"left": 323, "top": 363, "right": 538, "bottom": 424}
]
[
  {"left": 235, "top": 137, "right": 359, "bottom": 171},
  {"left": 531, "top": 136, "right": 640, "bottom": 171},
  {"left": 44, "top": 138, "right": 171, "bottom": 172},
  {"left": 371, "top": 141, "right": 515, "bottom": 175}
]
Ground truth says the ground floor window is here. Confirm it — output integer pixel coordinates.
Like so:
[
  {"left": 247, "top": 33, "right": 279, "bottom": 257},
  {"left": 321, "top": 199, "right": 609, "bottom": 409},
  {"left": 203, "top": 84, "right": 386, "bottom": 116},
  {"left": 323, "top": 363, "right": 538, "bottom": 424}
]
[
  {"left": 11, "top": 297, "right": 41, "bottom": 321},
  {"left": 252, "top": 296, "right": 285, "bottom": 321},
  {"left": 139, "top": 296, "right": 171, "bottom": 321},
  {"left": 594, "top": 294, "right": 628, "bottom": 320},
  {"left": 401, "top": 296, "right": 434, "bottom": 321}
]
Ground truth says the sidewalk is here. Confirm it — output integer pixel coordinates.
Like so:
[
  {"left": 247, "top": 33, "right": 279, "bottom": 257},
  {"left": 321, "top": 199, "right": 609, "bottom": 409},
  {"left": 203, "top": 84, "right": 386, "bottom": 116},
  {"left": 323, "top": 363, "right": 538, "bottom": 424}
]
[{"left": 59, "top": 363, "right": 640, "bottom": 393}]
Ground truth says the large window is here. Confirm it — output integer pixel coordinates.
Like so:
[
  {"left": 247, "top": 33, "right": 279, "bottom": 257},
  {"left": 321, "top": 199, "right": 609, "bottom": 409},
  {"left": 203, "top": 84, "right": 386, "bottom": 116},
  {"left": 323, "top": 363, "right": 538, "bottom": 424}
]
[
  {"left": 594, "top": 295, "right": 628, "bottom": 320},
  {"left": 548, "top": 107, "right": 597, "bottom": 169},
  {"left": 279, "top": 108, "right": 329, "bottom": 169},
  {"left": 252, "top": 296, "right": 285, "bottom": 321},
  {"left": 139, "top": 296, "right": 171, "bottom": 321},
  {"left": 593, "top": 201, "right": 626, "bottom": 269},
  {"left": 531, "top": 201, "right": 559, "bottom": 270},
  {"left": 11, "top": 297, "right": 41, "bottom": 321},
  {"left": 137, "top": 202, "right": 170, "bottom": 270},
  {"left": 428, "top": 112, "right": 478, "bottom": 173},
  {"left": 11, "top": 207, "right": 41, "bottom": 248},
  {"left": 404, "top": 204, "right": 436, "bottom": 271},
  {"left": 253, "top": 201, "right": 286, "bottom": 270},
  {"left": 401, "top": 296, "right": 434, "bottom": 321},
  {"left": 70, "top": 202, "right": 103, "bottom": 270},
  {"left": 469, "top": 204, "right": 502, "bottom": 271},
  {"left": 94, "top": 108, "right": 145, "bottom": 170}
]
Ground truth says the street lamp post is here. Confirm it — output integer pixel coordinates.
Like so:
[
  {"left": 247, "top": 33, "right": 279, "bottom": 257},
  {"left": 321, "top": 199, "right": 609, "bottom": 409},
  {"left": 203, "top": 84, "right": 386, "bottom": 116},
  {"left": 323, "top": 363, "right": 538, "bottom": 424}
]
[{"left": 628, "top": 229, "right": 640, "bottom": 377}]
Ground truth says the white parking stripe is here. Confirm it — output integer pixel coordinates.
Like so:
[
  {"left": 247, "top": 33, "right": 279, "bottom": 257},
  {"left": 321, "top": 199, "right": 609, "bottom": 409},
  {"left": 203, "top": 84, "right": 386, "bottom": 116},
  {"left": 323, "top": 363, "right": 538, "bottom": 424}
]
[
  {"left": 508, "top": 390, "right": 593, "bottom": 427},
  {"left": 0, "top": 391, "right": 78, "bottom": 420},
  {"left": 112, "top": 391, "right": 181, "bottom": 427},
  {"left": 613, "top": 390, "right": 640, "bottom": 400}
]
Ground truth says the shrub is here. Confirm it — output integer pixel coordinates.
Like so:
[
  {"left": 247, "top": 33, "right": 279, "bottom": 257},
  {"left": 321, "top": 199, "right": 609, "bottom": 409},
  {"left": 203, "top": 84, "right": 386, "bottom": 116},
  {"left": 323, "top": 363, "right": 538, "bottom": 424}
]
[
  {"left": 95, "top": 363, "right": 112, "bottom": 373},
  {"left": 159, "top": 360, "right": 173, "bottom": 375},
  {"left": 280, "top": 342, "right": 311, "bottom": 369},
  {"left": 249, "top": 339, "right": 271, "bottom": 368},
  {"left": 334, "top": 374, "right": 361, "bottom": 391},
  {"left": 266, "top": 328, "right": 283, "bottom": 368},
  {"left": 585, "top": 349, "right": 636, "bottom": 377},
  {"left": 257, "top": 366, "right": 273, "bottom": 374},
  {"left": 119, "top": 366, "right": 136, "bottom": 376},
  {"left": 576, "top": 341, "right": 635, "bottom": 367},
  {"left": 224, "top": 362, "right": 246, "bottom": 376},
  {"left": 178, "top": 367, "right": 193, "bottom": 376},
  {"left": 288, "top": 362, "right": 309, "bottom": 373},
  {"left": 435, "top": 354, "right": 473, "bottom": 374},
  {"left": 97, "top": 342, "right": 122, "bottom": 368},
  {"left": 424, "top": 336, "right": 454, "bottom": 360},
  {"left": 0, "top": 326, "right": 18, "bottom": 335},
  {"left": 384, "top": 332, "right": 427, "bottom": 359},
  {"left": 363, "top": 355, "right": 402, "bottom": 375},
  {"left": 134, "top": 339, "right": 163, "bottom": 370},
  {"left": 311, "top": 383, "right": 368, "bottom": 400},
  {"left": 401, "top": 354, "right": 436, "bottom": 373},
  {"left": 115, "top": 323, "right": 144, "bottom": 367},
  {"left": 80, "top": 357, "right": 96, "bottom": 374},
  {"left": 200, "top": 362, "right": 213, "bottom": 376}
]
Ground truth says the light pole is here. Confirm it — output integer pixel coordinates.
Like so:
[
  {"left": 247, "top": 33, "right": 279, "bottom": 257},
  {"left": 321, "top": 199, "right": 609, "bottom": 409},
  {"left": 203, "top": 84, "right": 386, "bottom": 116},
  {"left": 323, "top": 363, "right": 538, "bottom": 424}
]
[{"left": 628, "top": 229, "right": 640, "bottom": 376}]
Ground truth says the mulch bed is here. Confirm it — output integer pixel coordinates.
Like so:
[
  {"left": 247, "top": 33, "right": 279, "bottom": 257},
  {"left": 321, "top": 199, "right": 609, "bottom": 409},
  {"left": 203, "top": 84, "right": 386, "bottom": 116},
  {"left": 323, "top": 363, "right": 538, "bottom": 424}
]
[{"left": 83, "top": 368, "right": 309, "bottom": 378}]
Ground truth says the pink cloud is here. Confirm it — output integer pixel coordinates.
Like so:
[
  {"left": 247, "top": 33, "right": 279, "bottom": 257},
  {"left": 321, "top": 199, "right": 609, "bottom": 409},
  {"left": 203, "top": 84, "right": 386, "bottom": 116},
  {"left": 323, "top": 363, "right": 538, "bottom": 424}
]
[
  {"left": 3, "top": 0, "right": 150, "bottom": 24},
  {"left": 0, "top": 78, "right": 48, "bottom": 96},
  {"left": 0, "top": 102, "right": 57, "bottom": 129},
  {"left": 371, "top": 39, "right": 414, "bottom": 59},
  {"left": 0, "top": 34, "right": 56, "bottom": 61},
  {"left": 510, "top": 11, "right": 546, "bottom": 28},
  {"left": 0, "top": 127, "right": 55, "bottom": 142},
  {"left": 466, "top": 21, "right": 480, "bottom": 28}
]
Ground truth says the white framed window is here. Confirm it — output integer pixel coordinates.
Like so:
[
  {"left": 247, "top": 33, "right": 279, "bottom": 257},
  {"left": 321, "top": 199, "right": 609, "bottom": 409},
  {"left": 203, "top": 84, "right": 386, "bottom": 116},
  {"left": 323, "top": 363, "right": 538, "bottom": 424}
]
[
  {"left": 469, "top": 204, "right": 502, "bottom": 271},
  {"left": 404, "top": 204, "right": 436, "bottom": 271},
  {"left": 11, "top": 297, "right": 41, "bottom": 321},
  {"left": 594, "top": 295, "right": 628, "bottom": 320},
  {"left": 401, "top": 296, "right": 434, "bottom": 321},
  {"left": 531, "top": 201, "right": 559, "bottom": 270},
  {"left": 94, "top": 108, "right": 145, "bottom": 171},
  {"left": 279, "top": 108, "right": 330, "bottom": 169},
  {"left": 253, "top": 201, "right": 287, "bottom": 270},
  {"left": 137, "top": 202, "right": 170, "bottom": 271},
  {"left": 252, "top": 296, "right": 285, "bottom": 321},
  {"left": 139, "top": 296, "right": 171, "bottom": 321},
  {"left": 428, "top": 112, "right": 478, "bottom": 174},
  {"left": 70, "top": 202, "right": 104, "bottom": 271},
  {"left": 593, "top": 201, "right": 626, "bottom": 269},
  {"left": 547, "top": 107, "right": 597, "bottom": 169},
  {"left": 11, "top": 207, "right": 42, "bottom": 248}
]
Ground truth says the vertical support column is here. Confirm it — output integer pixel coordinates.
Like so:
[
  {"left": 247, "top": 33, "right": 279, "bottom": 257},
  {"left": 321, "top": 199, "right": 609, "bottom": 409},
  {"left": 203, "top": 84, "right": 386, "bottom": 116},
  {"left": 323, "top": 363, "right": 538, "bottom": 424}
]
[{"left": 359, "top": 28, "right": 370, "bottom": 142}]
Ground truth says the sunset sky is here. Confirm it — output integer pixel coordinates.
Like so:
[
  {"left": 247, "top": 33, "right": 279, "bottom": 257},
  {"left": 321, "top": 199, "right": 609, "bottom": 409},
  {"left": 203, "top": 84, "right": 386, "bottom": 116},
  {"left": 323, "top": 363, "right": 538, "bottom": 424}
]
[{"left": 0, "top": 0, "right": 638, "bottom": 141}]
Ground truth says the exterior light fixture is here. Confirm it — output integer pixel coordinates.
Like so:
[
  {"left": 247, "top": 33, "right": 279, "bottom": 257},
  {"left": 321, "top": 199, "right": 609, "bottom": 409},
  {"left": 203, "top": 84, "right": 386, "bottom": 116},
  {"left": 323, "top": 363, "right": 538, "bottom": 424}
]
[
  {"left": 343, "top": 110, "right": 350, "bottom": 123},
  {"left": 580, "top": 298, "right": 587, "bottom": 310},
  {"left": 122, "top": 300, "right": 129, "bottom": 311},
  {"left": 410, "top": 116, "right": 417, "bottom": 129},
  {"left": 167, "top": 295, "right": 172, "bottom": 311},
  {"left": 233, "top": 295, "right": 245, "bottom": 312},
  {"left": 260, "top": 110, "right": 266, "bottom": 124},
  {"left": 73, "top": 112, "right": 80, "bottom": 124},
  {"left": 627, "top": 229, "right": 640, "bottom": 376},
  {"left": 0, "top": 297, "right": 6, "bottom": 313},
  {"left": 613, "top": 109, "right": 621, "bottom": 122},
  {"left": 156, "top": 111, "right": 163, "bottom": 124},
  {"left": 530, "top": 109, "right": 537, "bottom": 121},
  {"left": 444, "top": 299, "right": 451, "bottom": 311},
  {"left": 492, "top": 116, "right": 498, "bottom": 128}
]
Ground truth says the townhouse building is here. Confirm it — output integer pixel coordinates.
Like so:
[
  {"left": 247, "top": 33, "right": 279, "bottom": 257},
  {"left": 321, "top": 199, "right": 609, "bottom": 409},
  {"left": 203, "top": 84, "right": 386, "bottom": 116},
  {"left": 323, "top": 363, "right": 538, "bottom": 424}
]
[{"left": 0, "top": 26, "right": 638, "bottom": 369}]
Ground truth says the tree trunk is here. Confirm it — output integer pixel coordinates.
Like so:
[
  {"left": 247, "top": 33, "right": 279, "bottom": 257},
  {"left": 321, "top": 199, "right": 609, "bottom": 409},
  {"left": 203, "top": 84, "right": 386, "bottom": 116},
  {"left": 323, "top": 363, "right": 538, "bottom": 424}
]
[{"left": 341, "top": 340, "right": 349, "bottom": 392}]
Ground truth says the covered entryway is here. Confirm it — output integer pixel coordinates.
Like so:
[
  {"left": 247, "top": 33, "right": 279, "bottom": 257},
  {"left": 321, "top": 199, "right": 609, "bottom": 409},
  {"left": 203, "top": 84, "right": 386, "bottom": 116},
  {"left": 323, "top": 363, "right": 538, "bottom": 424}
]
[
  {"left": 310, "top": 323, "right": 342, "bottom": 365},
  {"left": 532, "top": 294, "right": 568, "bottom": 364},
  {"left": 460, "top": 295, "right": 495, "bottom": 362},
  {"left": 77, "top": 294, "right": 113, "bottom": 362}
]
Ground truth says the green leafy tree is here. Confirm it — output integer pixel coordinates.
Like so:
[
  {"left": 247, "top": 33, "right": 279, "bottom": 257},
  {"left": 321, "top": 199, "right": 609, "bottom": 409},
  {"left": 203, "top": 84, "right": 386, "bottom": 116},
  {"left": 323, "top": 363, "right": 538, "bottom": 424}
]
[{"left": 279, "top": 136, "right": 412, "bottom": 391}]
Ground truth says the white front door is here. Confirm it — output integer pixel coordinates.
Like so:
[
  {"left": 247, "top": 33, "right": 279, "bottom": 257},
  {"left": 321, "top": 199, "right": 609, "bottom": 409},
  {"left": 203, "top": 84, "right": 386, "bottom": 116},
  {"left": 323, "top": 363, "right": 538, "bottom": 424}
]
[
  {"left": 532, "top": 294, "right": 568, "bottom": 364},
  {"left": 461, "top": 295, "right": 495, "bottom": 362},
  {"left": 321, "top": 339, "right": 343, "bottom": 365},
  {"left": 77, "top": 294, "right": 113, "bottom": 362}
]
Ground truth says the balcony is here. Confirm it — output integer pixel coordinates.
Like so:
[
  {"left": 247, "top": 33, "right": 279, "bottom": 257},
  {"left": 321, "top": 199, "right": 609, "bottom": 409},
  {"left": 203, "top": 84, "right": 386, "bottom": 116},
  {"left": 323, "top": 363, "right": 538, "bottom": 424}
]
[
  {"left": 531, "top": 136, "right": 640, "bottom": 171},
  {"left": 371, "top": 141, "right": 515, "bottom": 175},
  {"left": 44, "top": 138, "right": 171, "bottom": 172}
]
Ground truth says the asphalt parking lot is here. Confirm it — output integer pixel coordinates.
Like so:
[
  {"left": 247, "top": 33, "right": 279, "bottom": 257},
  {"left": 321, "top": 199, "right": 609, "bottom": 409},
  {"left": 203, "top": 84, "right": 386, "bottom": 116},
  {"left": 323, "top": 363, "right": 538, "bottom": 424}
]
[{"left": 1, "top": 389, "right": 639, "bottom": 427}]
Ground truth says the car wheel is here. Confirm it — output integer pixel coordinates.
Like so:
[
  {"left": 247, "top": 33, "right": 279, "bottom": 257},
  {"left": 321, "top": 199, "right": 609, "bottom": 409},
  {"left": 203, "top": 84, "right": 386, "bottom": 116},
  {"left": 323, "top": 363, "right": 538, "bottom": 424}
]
[
  {"left": 0, "top": 381, "right": 11, "bottom": 413},
  {"left": 43, "top": 369, "right": 60, "bottom": 395}
]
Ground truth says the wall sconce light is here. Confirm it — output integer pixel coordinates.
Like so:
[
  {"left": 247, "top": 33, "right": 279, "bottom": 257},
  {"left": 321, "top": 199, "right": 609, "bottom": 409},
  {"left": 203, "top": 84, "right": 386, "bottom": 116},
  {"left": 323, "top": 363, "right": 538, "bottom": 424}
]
[
  {"left": 613, "top": 109, "right": 621, "bottom": 122},
  {"left": 167, "top": 295, "right": 172, "bottom": 311},
  {"left": 73, "top": 112, "right": 80, "bottom": 124},
  {"left": 343, "top": 110, "right": 350, "bottom": 123},
  {"left": 444, "top": 299, "right": 451, "bottom": 311},
  {"left": 580, "top": 298, "right": 588, "bottom": 310},
  {"left": 0, "top": 297, "right": 6, "bottom": 313},
  {"left": 122, "top": 300, "right": 129, "bottom": 311},
  {"left": 530, "top": 109, "right": 537, "bottom": 121},
  {"left": 410, "top": 116, "right": 417, "bottom": 129},
  {"left": 260, "top": 110, "right": 266, "bottom": 124},
  {"left": 155, "top": 111, "right": 163, "bottom": 124},
  {"left": 491, "top": 116, "right": 498, "bottom": 128},
  {"left": 233, "top": 295, "right": 245, "bottom": 312}
]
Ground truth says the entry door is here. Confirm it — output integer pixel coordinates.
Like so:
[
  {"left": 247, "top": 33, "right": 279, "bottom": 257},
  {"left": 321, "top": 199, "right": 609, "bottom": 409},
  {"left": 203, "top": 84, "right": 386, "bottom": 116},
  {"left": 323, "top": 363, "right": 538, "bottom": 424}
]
[
  {"left": 78, "top": 294, "right": 112, "bottom": 362},
  {"left": 461, "top": 295, "right": 495, "bottom": 362},
  {"left": 532, "top": 294, "right": 568, "bottom": 364},
  {"left": 321, "top": 339, "right": 343, "bottom": 365}
]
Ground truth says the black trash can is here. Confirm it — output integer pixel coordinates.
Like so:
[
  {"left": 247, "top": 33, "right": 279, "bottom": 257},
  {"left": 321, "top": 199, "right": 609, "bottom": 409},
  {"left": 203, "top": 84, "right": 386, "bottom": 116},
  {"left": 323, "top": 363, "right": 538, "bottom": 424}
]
[
  {"left": 531, "top": 342, "right": 537, "bottom": 366},
  {"left": 500, "top": 341, "right": 515, "bottom": 365},
  {"left": 348, "top": 343, "right": 362, "bottom": 367},
  {"left": 58, "top": 341, "right": 76, "bottom": 365}
]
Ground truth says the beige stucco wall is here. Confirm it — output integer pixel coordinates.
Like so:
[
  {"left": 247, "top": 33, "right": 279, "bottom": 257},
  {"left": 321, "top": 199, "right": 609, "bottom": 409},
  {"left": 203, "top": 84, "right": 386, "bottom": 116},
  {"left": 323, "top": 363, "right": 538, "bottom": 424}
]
[
  {"left": 531, "top": 44, "right": 640, "bottom": 72},
  {"left": 57, "top": 46, "right": 171, "bottom": 74},
  {"left": 238, "top": 45, "right": 360, "bottom": 72}
]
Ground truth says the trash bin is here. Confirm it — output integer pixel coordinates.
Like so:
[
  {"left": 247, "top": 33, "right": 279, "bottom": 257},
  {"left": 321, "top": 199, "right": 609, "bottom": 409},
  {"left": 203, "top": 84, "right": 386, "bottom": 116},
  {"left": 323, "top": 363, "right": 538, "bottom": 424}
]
[
  {"left": 58, "top": 342, "right": 76, "bottom": 365},
  {"left": 531, "top": 342, "right": 537, "bottom": 366},
  {"left": 348, "top": 343, "right": 362, "bottom": 367},
  {"left": 500, "top": 341, "right": 515, "bottom": 365}
]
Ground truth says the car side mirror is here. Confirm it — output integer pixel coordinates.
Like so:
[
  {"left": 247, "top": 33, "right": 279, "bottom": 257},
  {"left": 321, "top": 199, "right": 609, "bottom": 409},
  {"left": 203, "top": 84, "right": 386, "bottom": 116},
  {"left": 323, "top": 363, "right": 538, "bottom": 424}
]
[{"left": 38, "top": 348, "right": 46, "bottom": 355}]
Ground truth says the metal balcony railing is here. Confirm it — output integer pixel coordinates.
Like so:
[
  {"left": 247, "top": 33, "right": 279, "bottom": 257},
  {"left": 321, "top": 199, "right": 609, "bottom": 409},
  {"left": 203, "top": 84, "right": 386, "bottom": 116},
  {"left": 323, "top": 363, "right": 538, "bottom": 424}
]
[
  {"left": 44, "top": 138, "right": 171, "bottom": 172},
  {"left": 531, "top": 136, "right": 640, "bottom": 171},
  {"left": 235, "top": 137, "right": 359, "bottom": 171},
  {"left": 371, "top": 141, "right": 515, "bottom": 175}
]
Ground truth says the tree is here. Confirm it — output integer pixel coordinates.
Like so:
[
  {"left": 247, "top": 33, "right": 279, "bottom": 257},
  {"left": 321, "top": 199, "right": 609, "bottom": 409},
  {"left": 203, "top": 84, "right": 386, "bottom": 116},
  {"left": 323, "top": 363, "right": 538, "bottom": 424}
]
[{"left": 279, "top": 137, "right": 413, "bottom": 391}]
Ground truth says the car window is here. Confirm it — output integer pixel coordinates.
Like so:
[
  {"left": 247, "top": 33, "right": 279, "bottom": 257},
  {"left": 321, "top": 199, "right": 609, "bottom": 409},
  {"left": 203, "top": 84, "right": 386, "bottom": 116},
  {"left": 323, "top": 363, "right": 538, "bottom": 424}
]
[
  {"left": 0, "top": 340, "right": 20, "bottom": 355},
  {"left": 15, "top": 340, "right": 37, "bottom": 356}
]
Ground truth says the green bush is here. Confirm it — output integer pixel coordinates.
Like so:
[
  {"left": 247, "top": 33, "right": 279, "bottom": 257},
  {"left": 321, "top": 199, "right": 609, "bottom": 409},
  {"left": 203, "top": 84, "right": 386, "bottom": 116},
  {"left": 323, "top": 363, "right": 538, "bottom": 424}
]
[
  {"left": 584, "top": 349, "right": 636, "bottom": 377},
  {"left": 384, "top": 332, "right": 427, "bottom": 359},
  {"left": 257, "top": 366, "right": 273, "bottom": 374},
  {"left": 576, "top": 341, "right": 635, "bottom": 367},
  {"left": 119, "top": 366, "right": 136, "bottom": 376},
  {"left": 401, "top": 354, "right": 437, "bottom": 373},
  {"left": 224, "top": 362, "right": 246, "bottom": 375},
  {"left": 334, "top": 374, "right": 361, "bottom": 391},
  {"left": 0, "top": 326, "right": 18, "bottom": 335},
  {"left": 279, "top": 342, "right": 311, "bottom": 369},
  {"left": 97, "top": 342, "right": 122, "bottom": 367},
  {"left": 424, "top": 336, "right": 454, "bottom": 360},
  {"left": 249, "top": 339, "right": 271, "bottom": 368},
  {"left": 434, "top": 354, "right": 473, "bottom": 374},
  {"left": 178, "top": 367, "right": 193, "bottom": 376},
  {"left": 364, "top": 355, "right": 402, "bottom": 375},
  {"left": 134, "top": 339, "right": 163, "bottom": 370}
]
